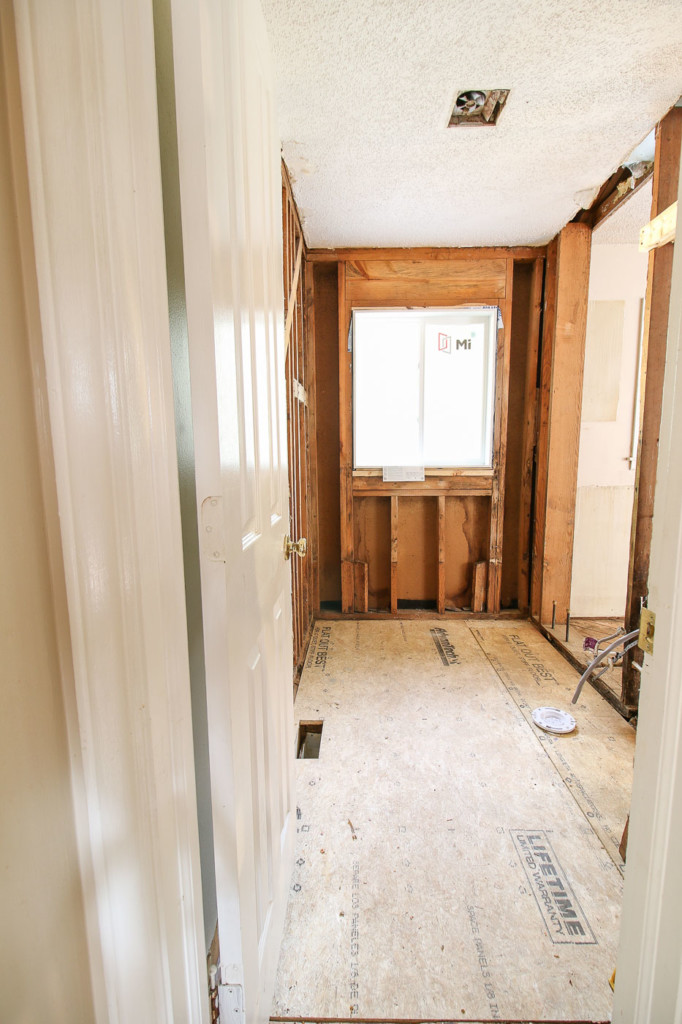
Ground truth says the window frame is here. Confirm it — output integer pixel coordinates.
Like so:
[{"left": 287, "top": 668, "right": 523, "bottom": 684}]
[{"left": 351, "top": 305, "right": 499, "bottom": 473}]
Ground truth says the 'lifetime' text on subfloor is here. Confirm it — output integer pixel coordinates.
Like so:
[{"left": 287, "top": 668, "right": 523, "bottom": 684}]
[{"left": 511, "top": 830, "right": 597, "bottom": 945}]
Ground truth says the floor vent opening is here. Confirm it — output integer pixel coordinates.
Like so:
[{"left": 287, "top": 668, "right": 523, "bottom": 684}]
[{"left": 297, "top": 720, "right": 323, "bottom": 759}]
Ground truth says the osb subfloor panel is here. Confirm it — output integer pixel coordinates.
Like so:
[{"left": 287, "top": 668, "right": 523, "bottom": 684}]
[
  {"left": 544, "top": 618, "right": 624, "bottom": 703},
  {"left": 273, "top": 620, "right": 635, "bottom": 1023}
]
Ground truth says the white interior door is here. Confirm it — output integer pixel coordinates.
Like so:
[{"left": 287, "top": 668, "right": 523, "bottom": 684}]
[{"left": 170, "top": 0, "right": 295, "bottom": 1021}]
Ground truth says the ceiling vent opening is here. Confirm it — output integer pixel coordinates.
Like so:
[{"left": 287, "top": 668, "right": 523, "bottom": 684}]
[{"left": 448, "top": 89, "right": 509, "bottom": 127}]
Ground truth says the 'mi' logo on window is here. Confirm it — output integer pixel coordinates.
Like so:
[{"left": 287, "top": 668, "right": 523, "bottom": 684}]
[{"left": 438, "top": 332, "right": 471, "bottom": 353}]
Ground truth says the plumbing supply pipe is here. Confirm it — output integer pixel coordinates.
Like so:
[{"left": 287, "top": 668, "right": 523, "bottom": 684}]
[
  {"left": 571, "top": 630, "right": 640, "bottom": 705},
  {"left": 593, "top": 625, "right": 625, "bottom": 659}
]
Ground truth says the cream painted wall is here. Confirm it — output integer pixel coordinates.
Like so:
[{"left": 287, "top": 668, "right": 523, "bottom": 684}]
[
  {"left": 570, "top": 242, "right": 648, "bottom": 617},
  {"left": 0, "top": 13, "right": 95, "bottom": 1022}
]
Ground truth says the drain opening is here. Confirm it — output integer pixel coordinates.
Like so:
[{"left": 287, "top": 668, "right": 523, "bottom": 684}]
[{"left": 297, "top": 721, "right": 323, "bottom": 759}]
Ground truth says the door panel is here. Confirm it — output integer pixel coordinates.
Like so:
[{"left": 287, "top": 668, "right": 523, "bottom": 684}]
[{"left": 170, "top": 1, "right": 295, "bottom": 1021}]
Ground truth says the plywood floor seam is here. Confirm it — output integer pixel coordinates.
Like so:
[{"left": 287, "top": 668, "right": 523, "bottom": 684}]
[
  {"left": 273, "top": 621, "right": 635, "bottom": 1023},
  {"left": 467, "top": 629, "right": 626, "bottom": 876}
]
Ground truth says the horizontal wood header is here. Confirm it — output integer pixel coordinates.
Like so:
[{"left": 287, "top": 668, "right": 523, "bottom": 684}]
[
  {"left": 344, "top": 257, "right": 508, "bottom": 305},
  {"left": 307, "top": 245, "right": 547, "bottom": 262},
  {"left": 345, "top": 258, "right": 507, "bottom": 282},
  {"left": 353, "top": 476, "right": 494, "bottom": 497}
]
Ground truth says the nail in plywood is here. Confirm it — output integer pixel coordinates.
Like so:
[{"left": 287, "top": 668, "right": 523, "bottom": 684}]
[
  {"left": 472, "top": 560, "right": 487, "bottom": 612},
  {"left": 623, "top": 107, "right": 682, "bottom": 708},
  {"left": 274, "top": 620, "right": 633, "bottom": 1022}
]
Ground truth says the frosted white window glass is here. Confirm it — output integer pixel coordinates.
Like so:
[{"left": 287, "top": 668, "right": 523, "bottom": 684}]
[
  {"left": 353, "top": 314, "right": 422, "bottom": 466},
  {"left": 353, "top": 308, "right": 496, "bottom": 469}
]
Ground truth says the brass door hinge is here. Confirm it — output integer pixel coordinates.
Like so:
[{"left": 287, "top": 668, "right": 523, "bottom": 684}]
[{"left": 284, "top": 535, "right": 307, "bottom": 559}]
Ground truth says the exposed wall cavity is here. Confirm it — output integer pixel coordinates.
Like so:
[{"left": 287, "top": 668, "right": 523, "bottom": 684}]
[{"left": 571, "top": 243, "right": 648, "bottom": 617}]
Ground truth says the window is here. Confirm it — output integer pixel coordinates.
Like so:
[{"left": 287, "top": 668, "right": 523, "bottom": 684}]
[{"left": 353, "top": 307, "right": 497, "bottom": 469}]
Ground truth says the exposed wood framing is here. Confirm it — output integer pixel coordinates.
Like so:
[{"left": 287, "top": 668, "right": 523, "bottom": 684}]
[
  {"left": 304, "top": 260, "right": 320, "bottom": 616},
  {"left": 573, "top": 167, "right": 630, "bottom": 226},
  {"left": 353, "top": 561, "right": 369, "bottom": 614},
  {"left": 518, "top": 258, "right": 544, "bottom": 612},
  {"left": 531, "top": 224, "right": 592, "bottom": 626},
  {"left": 316, "top": 609, "right": 526, "bottom": 621},
  {"left": 284, "top": 234, "right": 303, "bottom": 352},
  {"left": 592, "top": 169, "right": 653, "bottom": 232},
  {"left": 472, "top": 561, "right": 488, "bottom": 613},
  {"left": 573, "top": 165, "right": 654, "bottom": 232},
  {"left": 282, "top": 163, "right": 317, "bottom": 671},
  {"left": 308, "top": 245, "right": 547, "bottom": 263},
  {"left": 639, "top": 200, "right": 678, "bottom": 252},
  {"left": 390, "top": 495, "right": 399, "bottom": 615},
  {"left": 437, "top": 496, "right": 446, "bottom": 614},
  {"left": 352, "top": 477, "right": 493, "bottom": 497},
  {"left": 338, "top": 253, "right": 514, "bottom": 616},
  {"left": 344, "top": 257, "right": 507, "bottom": 304},
  {"left": 338, "top": 260, "right": 354, "bottom": 612},
  {"left": 487, "top": 259, "right": 514, "bottom": 613},
  {"left": 531, "top": 239, "right": 558, "bottom": 621},
  {"left": 622, "top": 107, "right": 682, "bottom": 708}
]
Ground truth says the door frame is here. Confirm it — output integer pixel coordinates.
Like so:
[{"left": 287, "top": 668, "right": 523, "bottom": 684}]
[
  {"left": 612, "top": 141, "right": 682, "bottom": 1023},
  {"left": 12, "top": 1, "right": 208, "bottom": 1021},
  {"left": 13, "top": 0, "right": 682, "bottom": 1018},
  {"left": 168, "top": 0, "right": 296, "bottom": 1020}
]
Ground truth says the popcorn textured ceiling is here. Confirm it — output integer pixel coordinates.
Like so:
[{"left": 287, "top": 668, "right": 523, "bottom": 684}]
[{"left": 261, "top": 0, "right": 682, "bottom": 248}]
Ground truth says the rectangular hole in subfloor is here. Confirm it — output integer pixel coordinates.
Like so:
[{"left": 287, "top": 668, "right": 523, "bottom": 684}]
[{"left": 297, "top": 720, "right": 323, "bottom": 759}]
